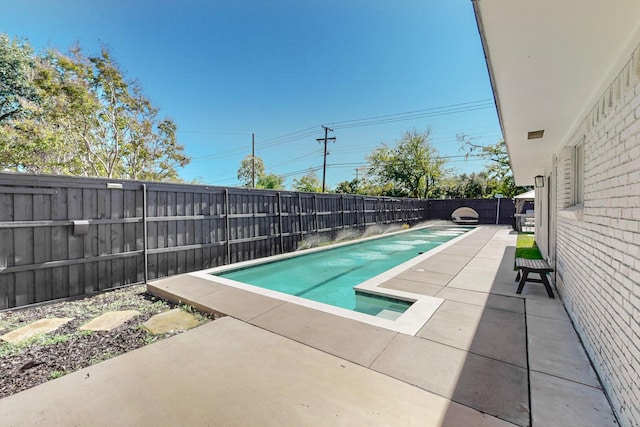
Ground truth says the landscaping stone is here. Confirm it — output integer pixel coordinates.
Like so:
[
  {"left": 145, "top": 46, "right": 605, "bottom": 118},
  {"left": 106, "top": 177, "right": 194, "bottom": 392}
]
[
  {"left": 0, "top": 318, "right": 73, "bottom": 344},
  {"left": 79, "top": 310, "right": 141, "bottom": 332},
  {"left": 142, "top": 309, "right": 200, "bottom": 335}
]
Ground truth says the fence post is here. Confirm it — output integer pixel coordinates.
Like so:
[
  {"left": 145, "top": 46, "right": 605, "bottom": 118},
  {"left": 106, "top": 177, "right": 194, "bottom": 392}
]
[
  {"left": 277, "top": 192, "right": 284, "bottom": 254},
  {"left": 362, "top": 197, "right": 367, "bottom": 229},
  {"left": 313, "top": 194, "right": 318, "bottom": 234},
  {"left": 341, "top": 194, "right": 345, "bottom": 229},
  {"left": 298, "top": 193, "right": 303, "bottom": 244},
  {"left": 224, "top": 189, "right": 231, "bottom": 264},
  {"left": 142, "top": 184, "right": 148, "bottom": 283}
]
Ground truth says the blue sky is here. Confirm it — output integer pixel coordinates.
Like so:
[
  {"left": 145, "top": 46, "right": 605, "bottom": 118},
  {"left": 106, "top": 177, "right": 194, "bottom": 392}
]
[{"left": 1, "top": 0, "right": 502, "bottom": 188}]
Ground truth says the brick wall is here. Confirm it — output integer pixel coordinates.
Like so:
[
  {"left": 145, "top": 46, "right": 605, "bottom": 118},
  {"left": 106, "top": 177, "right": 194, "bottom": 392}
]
[{"left": 554, "top": 43, "right": 640, "bottom": 427}]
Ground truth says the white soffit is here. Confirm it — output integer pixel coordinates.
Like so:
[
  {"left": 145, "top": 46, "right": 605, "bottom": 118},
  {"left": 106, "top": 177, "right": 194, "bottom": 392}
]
[{"left": 474, "top": 0, "right": 640, "bottom": 185}]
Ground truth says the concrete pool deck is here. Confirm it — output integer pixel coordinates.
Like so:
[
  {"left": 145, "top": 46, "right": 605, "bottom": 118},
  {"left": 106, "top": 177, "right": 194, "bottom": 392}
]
[{"left": 0, "top": 226, "right": 617, "bottom": 426}]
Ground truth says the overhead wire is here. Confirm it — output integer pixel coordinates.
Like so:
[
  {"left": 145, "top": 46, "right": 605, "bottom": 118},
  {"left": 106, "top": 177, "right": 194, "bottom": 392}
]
[
  {"left": 184, "top": 99, "right": 496, "bottom": 161},
  {"left": 279, "top": 165, "right": 324, "bottom": 178},
  {"left": 326, "top": 100, "right": 494, "bottom": 130},
  {"left": 264, "top": 149, "right": 324, "bottom": 170},
  {"left": 182, "top": 98, "right": 498, "bottom": 182}
]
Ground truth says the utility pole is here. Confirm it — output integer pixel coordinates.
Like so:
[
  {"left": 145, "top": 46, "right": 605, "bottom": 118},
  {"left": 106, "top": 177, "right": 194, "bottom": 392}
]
[
  {"left": 251, "top": 133, "right": 255, "bottom": 188},
  {"left": 316, "top": 126, "right": 335, "bottom": 192}
]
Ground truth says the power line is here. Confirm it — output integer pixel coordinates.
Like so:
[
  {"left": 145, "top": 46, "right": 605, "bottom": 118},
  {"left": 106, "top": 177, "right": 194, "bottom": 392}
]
[
  {"left": 279, "top": 165, "right": 324, "bottom": 178},
  {"left": 184, "top": 99, "right": 496, "bottom": 161},
  {"left": 330, "top": 104, "right": 494, "bottom": 130},
  {"left": 265, "top": 149, "right": 324, "bottom": 170},
  {"left": 255, "top": 101, "right": 494, "bottom": 147},
  {"left": 256, "top": 125, "right": 319, "bottom": 145},
  {"left": 324, "top": 154, "right": 487, "bottom": 169},
  {"left": 327, "top": 99, "right": 493, "bottom": 127},
  {"left": 190, "top": 146, "right": 250, "bottom": 162},
  {"left": 179, "top": 130, "right": 251, "bottom": 136}
]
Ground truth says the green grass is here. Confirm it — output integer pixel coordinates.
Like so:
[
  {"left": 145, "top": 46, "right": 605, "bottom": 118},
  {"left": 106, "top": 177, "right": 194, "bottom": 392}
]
[
  {"left": 516, "top": 233, "right": 543, "bottom": 259},
  {"left": 48, "top": 370, "right": 67, "bottom": 380},
  {"left": 0, "top": 330, "right": 94, "bottom": 358}
]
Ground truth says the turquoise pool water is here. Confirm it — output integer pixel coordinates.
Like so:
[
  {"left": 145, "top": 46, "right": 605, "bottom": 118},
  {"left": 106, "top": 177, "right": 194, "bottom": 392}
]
[{"left": 215, "top": 226, "right": 471, "bottom": 317}]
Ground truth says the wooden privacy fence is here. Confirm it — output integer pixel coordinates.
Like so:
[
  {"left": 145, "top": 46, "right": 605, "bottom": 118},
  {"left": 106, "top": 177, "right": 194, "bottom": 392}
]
[
  {"left": 0, "top": 173, "right": 427, "bottom": 309},
  {"left": 427, "top": 198, "right": 515, "bottom": 225}
]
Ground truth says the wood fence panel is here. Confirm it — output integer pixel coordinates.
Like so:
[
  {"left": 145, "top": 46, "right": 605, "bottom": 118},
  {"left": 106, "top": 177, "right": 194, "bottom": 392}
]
[
  {"left": 111, "top": 189, "right": 126, "bottom": 288},
  {"left": 82, "top": 188, "right": 98, "bottom": 295},
  {"left": 51, "top": 188, "right": 69, "bottom": 299},
  {"left": 123, "top": 189, "right": 139, "bottom": 284},
  {"left": 66, "top": 187, "right": 83, "bottom": 297},
  {"left": 0, "top": 173, "right": 431, "bottom": 309},
  {"left": 0, "top": 192, "right": 13, "bottom": 309},
  {"left": 13, "top": 193, "right": 33, "bottom": 307},
  {"left": 96, "top": 189, "right": 111, "bottom": 291},
  {"left": 33, "top": 193, "right": 53, "bottom": 302}
]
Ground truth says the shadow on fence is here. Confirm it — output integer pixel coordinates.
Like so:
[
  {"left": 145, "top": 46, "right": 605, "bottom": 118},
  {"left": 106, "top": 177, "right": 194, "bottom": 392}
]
[
  {"left": 0, "top": 173, "right": 515, "bottom": 309},
  {"left": 0, "top": 173, "right": 427, "bottom": 309}
]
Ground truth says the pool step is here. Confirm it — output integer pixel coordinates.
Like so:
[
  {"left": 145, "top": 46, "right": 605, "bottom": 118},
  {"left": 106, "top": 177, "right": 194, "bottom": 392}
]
[{"left": 376, "top": 309, "right": 403, "bottom": 321}]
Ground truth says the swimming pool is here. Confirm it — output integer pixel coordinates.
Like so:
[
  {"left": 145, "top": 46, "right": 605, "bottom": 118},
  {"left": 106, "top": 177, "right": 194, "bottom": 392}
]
[{"left": 213, "top": 225, "right": 471, "bottom": 318}]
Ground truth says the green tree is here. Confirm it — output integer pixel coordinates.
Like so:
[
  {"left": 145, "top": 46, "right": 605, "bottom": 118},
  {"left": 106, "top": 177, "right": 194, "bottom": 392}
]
[
  {"left": 292, "top": 171, "right": 323, "bottom": 193},
  {"left": 0, "top": 34, "right": 39, "bottom": 124},
  {"left": 237, "top": 155, "right": 265, "bottom": 187},
  {"left": 237, "top": 155, "right": 285, "bottom": 189},
  {"left": 83, "top": 48, "right": 188, "bottom": 180},
  {"left": 457, "top": 135, "right": 528, "bottom": 197},
  {"left": 334, "top": 179, "right": 359, "bottom": 194},
  {"left": 257, "top": 173, "right": 285, "bottom": 190},
  {"left": 0, "top": 41, "right": 189, "bottom": 181},
  {"left": 334, "top": 176, "right": 390, "bottom": 196},
  {"left": 0, "top": 45, "right": 91, "bottom": 174},
  {"left": 367, "top": 129, "right": 445, "bottom": 198},
  {"left": 456, "top": 172, "right": 494, "bottom": 198}
]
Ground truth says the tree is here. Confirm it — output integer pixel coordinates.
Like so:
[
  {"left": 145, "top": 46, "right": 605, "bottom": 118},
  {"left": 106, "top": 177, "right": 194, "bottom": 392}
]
[
  {"left": 237, "top": 155, "right": 285, "bottom": 189},
  {"left": 0, "top": 41, "right": 190, "bottom": 181},
  {"left": 82, "top": 48, "right": 188, "bottom": 180},
  {"left": 457, "top": 135, "right": 528, "bottom": 197},
  {"left": 333, "top": 176, "right": 390, "bottom": 196},
  {"left": 292, "top": 171, "right": 323, "bottom": 193},
  {"left": 0, "top": 34, "right": 39, "bottom": 124},
  {"left": 0, "top": 44, "right": 91, "bottom": 174},
  {"left": 257, "top": 173, "right": 285, "bottom": 190},
  {"left": 237, "top": 155, "right": 265, "bottom": 187},
  {"left": 367, "top": 129, "right": 445, "bottom": 198},
  {"left": 334, "top": 179, "right": 359, "bottom": 194}
]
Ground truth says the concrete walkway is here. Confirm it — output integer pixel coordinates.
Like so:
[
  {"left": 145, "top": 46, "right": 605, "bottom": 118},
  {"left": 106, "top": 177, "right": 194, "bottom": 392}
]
[{"left": 0, "top": 227, "right": 617, "bottom": 427}]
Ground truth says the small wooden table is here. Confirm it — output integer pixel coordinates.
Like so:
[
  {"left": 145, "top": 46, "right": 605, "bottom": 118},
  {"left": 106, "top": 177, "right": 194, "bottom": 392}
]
[{"left": 515, "top": 258, "right": 555, "bottom": 298}]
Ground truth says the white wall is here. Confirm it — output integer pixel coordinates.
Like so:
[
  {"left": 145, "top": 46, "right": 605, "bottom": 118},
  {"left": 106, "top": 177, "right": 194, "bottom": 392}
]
[{"left": 549, "top": 43, "right": 640, "bottom": 427}]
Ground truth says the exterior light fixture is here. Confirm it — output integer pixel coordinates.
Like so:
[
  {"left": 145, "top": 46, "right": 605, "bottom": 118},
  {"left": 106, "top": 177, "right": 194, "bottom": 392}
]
[
  {"left": 534, "top": 175, "right": 545, "bottom": 188},
  {"left": 106, "top": 182, "right": 123, "bottom": 189}
]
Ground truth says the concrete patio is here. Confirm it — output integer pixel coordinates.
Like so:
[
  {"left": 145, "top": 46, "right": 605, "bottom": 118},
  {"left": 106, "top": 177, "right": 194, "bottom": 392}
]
[{"left": 0, "top": 226, "right": 617, "bottom": 426}]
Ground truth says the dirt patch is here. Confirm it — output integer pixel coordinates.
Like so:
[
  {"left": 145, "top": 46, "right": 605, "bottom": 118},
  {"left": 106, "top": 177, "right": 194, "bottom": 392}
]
[{"left": 0, "top": 285, "right": 218, "bottom": 399}]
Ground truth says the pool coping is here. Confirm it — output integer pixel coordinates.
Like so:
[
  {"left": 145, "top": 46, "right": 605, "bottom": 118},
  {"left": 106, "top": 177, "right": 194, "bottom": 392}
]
[{"left": 187, "top": 225, "right": 481, "bottom": 335}]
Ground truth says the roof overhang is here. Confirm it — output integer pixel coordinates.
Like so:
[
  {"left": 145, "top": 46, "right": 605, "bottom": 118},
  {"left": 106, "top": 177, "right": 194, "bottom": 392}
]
[{"left": 473, "top": 0, "right": 640, "bottom": 185}]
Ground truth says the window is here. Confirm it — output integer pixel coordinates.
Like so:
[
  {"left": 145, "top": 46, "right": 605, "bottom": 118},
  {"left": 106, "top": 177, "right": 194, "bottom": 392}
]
[{"left": 574, "top": 143, "right": 584, "bottom": 205}]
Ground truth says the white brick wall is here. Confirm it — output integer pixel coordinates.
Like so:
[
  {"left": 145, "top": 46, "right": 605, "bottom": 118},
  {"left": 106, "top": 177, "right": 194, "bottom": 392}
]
[{"left": 554, "top": 44, "right": 640, "bottom": 427}]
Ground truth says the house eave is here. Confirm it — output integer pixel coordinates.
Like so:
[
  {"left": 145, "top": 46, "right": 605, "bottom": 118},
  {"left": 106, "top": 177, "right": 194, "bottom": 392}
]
[{"left": 472, "top": 0, "right": 640, "bottom": 186}]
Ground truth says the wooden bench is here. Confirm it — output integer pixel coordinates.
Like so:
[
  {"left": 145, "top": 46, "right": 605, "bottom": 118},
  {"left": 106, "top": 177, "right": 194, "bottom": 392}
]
[{"left": 515, "top": 258, "right": 555, "bottom": 298}]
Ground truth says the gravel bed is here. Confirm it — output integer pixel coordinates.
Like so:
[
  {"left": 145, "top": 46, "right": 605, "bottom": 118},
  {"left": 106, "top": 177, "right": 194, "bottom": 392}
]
[{"left": 0, "top": 285, "right": 216, "bottom": 399}]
